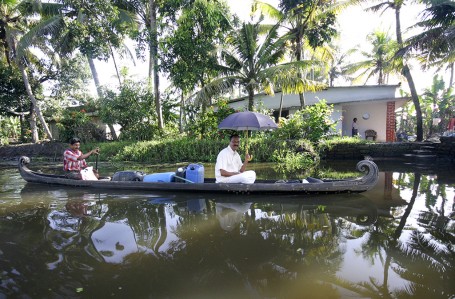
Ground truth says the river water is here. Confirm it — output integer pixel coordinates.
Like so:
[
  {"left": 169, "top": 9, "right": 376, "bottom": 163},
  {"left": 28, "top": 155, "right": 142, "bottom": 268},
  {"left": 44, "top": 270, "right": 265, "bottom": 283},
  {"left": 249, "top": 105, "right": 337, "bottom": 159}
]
[{"left": 0, "top": 159, "right": 454, "bottom": 298}]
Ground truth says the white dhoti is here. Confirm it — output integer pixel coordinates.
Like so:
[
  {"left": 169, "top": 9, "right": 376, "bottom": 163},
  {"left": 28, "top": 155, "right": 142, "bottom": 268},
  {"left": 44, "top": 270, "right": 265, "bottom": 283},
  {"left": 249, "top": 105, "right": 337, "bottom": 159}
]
[{"left": 216, "top": 170, "right": 256, "bottom": 184}]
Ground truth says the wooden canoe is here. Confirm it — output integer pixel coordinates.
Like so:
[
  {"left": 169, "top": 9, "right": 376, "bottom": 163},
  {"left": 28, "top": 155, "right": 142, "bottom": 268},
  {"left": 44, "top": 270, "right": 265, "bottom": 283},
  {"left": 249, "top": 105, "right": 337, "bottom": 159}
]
[{"left": 18, "top": 156, "right": 379, "bottom": 194}]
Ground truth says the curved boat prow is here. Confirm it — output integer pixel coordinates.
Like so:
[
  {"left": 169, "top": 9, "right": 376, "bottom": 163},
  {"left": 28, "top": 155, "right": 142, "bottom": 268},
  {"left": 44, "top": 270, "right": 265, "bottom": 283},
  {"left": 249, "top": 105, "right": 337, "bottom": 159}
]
[
  {"left": 19, "top": 156, "right": 30, "bottom": 166},
  {"left": 356, "top": 159, "right": 380, "bottom": 191}
]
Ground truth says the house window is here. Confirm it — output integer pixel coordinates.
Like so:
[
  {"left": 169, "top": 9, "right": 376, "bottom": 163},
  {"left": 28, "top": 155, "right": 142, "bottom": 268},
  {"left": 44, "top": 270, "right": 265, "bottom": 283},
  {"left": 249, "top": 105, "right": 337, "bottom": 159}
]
[{"left": 273, "top": 110, "right": 289, "bottom": 122}]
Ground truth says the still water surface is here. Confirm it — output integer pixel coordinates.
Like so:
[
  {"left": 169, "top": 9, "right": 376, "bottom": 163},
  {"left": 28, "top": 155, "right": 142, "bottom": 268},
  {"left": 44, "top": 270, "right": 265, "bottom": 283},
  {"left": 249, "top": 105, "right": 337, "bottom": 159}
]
[{"left": 0, "top": 160, "right": 454, "bottom": 298}]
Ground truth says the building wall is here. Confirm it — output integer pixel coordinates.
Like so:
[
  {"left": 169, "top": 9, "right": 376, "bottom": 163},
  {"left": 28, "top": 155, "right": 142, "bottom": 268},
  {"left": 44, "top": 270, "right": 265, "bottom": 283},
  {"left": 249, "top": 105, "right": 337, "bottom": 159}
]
[
  {"left": 341, "top": 101, "right": 388, "bottom": 141},
  {"left": 226, "top": 85, "right": 408, "bottom": 142},
  {"left": 228, "top": 85, "right": 402, "bottom": 110}
]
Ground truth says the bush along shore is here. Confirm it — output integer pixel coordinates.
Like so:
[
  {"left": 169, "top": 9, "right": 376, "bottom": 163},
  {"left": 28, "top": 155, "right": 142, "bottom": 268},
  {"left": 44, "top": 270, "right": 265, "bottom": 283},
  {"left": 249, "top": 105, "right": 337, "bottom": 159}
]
[{"left": 0, "top": 137, "right": 320, "bottom": 173}]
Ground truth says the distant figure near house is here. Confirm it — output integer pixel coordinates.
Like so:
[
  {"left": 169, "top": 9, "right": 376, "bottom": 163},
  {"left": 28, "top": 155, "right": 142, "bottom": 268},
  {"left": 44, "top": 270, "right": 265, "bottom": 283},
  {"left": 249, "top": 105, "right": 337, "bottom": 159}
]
[{"left": 352, "top": 118, "right": 359, "bottom": 136}]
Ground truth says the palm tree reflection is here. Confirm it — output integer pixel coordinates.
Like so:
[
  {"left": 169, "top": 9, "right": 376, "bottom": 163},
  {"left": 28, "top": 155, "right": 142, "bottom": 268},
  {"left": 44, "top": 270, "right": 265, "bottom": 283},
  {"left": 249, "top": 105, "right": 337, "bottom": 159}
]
[
  {"left": 338, "top": 172, "right": 455, "bottom": 298},
  {"left": 9, "top": 177, "right": 453, "bottom": 298}
]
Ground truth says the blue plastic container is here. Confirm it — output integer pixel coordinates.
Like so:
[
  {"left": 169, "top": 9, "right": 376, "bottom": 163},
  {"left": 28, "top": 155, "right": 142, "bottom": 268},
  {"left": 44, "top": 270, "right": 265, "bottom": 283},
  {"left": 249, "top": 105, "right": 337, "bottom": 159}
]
[
  {"left": 185, "top": 164, "right": 204, "bottom": 183},
  {"left": 143, "top": 172, "right": 175, "bottom": 183}
]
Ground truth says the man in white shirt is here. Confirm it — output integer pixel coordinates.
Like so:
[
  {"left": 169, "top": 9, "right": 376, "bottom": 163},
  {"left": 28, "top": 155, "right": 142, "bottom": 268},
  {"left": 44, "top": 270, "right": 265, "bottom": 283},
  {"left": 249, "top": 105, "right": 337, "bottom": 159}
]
[{"left": 215, "top": 134, "right": 256, "bottom": 184}]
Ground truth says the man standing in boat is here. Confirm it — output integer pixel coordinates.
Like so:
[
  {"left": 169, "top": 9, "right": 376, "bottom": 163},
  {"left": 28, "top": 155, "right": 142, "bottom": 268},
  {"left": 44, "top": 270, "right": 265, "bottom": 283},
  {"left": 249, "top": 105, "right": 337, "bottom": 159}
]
[
  {"left": 63, "top": 137, "right": 100, "bottom": 180},
  {"left": 215, "top": 134, "right": 256, "bottom": 184}
]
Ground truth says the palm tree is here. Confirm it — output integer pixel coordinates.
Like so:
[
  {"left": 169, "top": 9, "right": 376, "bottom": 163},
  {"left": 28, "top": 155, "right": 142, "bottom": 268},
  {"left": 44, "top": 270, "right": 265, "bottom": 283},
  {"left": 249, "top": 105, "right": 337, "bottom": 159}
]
[
  {"left": 421, "top": 75, "right": 455, "bottom": 135},
  {"left": 368, "top": 0, "right": 424, "bottom": 141},
  {"left": 195, "top": 21, "right": 325, "bottom": 111},
  {"left": 343, "top": 30, "right": 402, "bottom": 85},
  {"left": 115, "top": 0, "right": 164, "bottom": 130},
  {"left": 401, "top": 0, "right": 455, "bottom": 87},
  {"left": 18, "top": 0, "right": 137, "bottom": 140},
  {"left": 0, "top": 0, "right": 53, "bottom": 141},
  {"left": 326, "top": 45, "right": 356, "bottom": 87},
  {"left": 253, "top": 0, "right": 347, "bottom": 108}
]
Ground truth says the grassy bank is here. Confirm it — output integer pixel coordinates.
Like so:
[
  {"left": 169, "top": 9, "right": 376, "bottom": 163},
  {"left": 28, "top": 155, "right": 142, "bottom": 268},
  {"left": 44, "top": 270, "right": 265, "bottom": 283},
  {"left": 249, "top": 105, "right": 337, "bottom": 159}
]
[
  {"left": 80, "top": 136, "right": 327, "bottom": 174},
  {"left": 84, "top": 136, "right": 369, "bottom": 163}
]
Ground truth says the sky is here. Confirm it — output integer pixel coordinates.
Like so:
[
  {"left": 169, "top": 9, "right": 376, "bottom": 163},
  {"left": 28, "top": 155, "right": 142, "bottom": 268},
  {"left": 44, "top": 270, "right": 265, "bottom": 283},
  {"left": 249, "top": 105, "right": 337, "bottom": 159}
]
[
  {"left": 227, "top": 0, "right": 450, "bottom": 92},
  {"left": 94, "top": 0, "right": 451, "bottom": 94}
]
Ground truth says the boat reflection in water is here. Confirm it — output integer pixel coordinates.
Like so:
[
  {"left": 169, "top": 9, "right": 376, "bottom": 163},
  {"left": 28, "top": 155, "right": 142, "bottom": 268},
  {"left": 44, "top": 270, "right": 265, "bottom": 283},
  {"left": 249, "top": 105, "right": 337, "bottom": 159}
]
[{"left": 18, "top": 183, "right": 403, "bottom": 265}]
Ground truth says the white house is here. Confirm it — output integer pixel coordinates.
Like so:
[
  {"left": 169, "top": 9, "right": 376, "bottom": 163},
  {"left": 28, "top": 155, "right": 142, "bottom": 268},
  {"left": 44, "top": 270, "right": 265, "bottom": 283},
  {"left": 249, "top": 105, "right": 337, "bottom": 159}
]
[{"left": 226, "top": 84, "right": 409, "bottom": 142}]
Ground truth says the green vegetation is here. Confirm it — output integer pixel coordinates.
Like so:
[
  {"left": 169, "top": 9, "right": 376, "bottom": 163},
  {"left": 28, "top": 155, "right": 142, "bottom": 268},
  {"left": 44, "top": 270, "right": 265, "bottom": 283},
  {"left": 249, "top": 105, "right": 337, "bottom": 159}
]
[
  {"left": 317, "top": 136, "right": 370, "bottom": 152},
  {"left": 0, "top": 0, "right": 453, "bottom": 155},
  {"left": 83, "top": 136, "right": 318, "bottom": 167},
  {"left": 273, "top": 100, "right": 337, "bottom": 143},
  {"left": 0, "top": 116, "right": 21, "bottom": 145}
]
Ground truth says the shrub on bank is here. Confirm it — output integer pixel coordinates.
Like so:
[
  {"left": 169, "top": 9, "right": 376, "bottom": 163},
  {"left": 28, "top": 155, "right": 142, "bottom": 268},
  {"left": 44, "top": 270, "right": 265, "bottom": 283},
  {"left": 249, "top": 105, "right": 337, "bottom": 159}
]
[
  {"left": 82, "top": 137, "right": 319, "bottom": 167},
  {"left": 318, "top": 136, "right": 370, "bottom": 152}
]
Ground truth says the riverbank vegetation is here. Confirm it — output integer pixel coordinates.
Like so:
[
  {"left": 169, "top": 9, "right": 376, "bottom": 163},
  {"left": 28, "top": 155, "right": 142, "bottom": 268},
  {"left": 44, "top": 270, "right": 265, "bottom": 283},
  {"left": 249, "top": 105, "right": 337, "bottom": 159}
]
[
  {"left": 81, "top": 101, "right": 340, "bottom": 172},
  {"left": 1, "top": 0, "right": 453, "bottom": 155}
]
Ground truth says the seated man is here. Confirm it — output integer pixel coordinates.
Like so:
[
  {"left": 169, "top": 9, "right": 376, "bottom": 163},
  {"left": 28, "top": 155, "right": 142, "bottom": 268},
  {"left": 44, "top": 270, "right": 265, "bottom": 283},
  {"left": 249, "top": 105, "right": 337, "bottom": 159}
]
[
  {"left": 215, "top": 134, "right": 256, "bottom": 184},
  {"left": 63, "top": 137, "right": 100, "bottom": 180}
]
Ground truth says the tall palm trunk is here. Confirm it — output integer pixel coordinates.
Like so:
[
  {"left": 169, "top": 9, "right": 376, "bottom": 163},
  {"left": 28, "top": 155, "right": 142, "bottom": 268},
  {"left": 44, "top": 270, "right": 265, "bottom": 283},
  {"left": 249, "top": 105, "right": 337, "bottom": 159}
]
[
  {"left": 278, "top": 92, "right": 284, "bottom": 119},
  {"left": 296, "top": 33, "right": 306, "bottom": 108},
  {"left": 395, "top": 7, "right": 423, "bottom": 141},
  {"left": 449, "top": 62, "right": 454, "bottom": 88},
  {"left": 109, "top": 44, "right": 122, "bottom": 86},
  {"left": 149, "top": 0, "right": 164, "bottom": 130},
  {"left": 7, "top": 30, "right": 53, "bottom": 141},
  {"left": 28, "top": 105, "right": 39, "bottom": 142},
  {"left": 87, "top": 56, "right": 101, "bottom": 95},
  {"left": 179, "top": 92, "right": 185, "bottom": 133},
  {"left": 248, "top": 85, "right": 255, "bottom": 111},
  {"left": 87, "top": 55, "right": 119, "bottom": 140},
  {"left": 19, "top": 65, "right": 53, "bottom": 140}
]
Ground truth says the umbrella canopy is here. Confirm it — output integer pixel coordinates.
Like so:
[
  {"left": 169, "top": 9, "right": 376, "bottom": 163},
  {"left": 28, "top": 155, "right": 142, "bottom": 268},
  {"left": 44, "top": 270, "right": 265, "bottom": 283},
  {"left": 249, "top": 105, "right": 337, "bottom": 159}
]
[{"left": 218, "top": 111, "right": 278, "bottom": 131}]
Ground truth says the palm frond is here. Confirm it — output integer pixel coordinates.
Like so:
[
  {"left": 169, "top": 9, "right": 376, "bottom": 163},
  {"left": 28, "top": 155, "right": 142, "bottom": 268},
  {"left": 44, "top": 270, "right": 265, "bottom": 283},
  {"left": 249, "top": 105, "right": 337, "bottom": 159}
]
[
  {"left": 251, "top": 0, "right": 283, "bottom": 21},
  {"left": 323, "top": 0, "right": 365, "bottom": 15},
  {"left": 220, "top": 49, "right": 243, "bottom": 74},
  {"left": 343, "top": 60, "right": 375, "bottom": 75},
  {"left": 256, "top": 23, "right": 288, "bottom": 68},
  {"left": 260, "top": 60, "right": 327, "bottom": 93},
  {"left": 117, "top": 43, "right": 136, "bottom": 66},
  {"left": 112, "top": 8, "right": 138, "bottom": 30},
  {"left": 257, "top": 23, "right": 276, "bottom": 35},
  {"left": 16, "top": 15, "right": 64, "bottom": 59},
  {"left": 193, "top": 76, "right": 239, "bottom": 105},
  {"left": 366, "top": 2, "right": 394, "bottom": 15},
  {"left": 234, "top": 22, "right": 259, "bottom": 64},
  {"left": 17, "top": 1, "right": 63, "bottom": 18}
]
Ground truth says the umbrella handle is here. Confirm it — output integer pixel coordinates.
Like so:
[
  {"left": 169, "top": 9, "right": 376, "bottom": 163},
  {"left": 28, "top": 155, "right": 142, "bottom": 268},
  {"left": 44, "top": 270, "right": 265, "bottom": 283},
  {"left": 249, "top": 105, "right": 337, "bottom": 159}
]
[{"left": 244, "top": 131, "right": 252, "bottom": 161}]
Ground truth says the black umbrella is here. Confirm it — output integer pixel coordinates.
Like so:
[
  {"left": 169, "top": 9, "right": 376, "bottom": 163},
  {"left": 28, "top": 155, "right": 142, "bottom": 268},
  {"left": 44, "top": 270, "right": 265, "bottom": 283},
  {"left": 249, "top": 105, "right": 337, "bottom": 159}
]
[
  {"left": 218, "top": 111, "right": 278, "bottom": 158},
  {"left": 218, "top": 111, "right": 278, "bottom": 131}
]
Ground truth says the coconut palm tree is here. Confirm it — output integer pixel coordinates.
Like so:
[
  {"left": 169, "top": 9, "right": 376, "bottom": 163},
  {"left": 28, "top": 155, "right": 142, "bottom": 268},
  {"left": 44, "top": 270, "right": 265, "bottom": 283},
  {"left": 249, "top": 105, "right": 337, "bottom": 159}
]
[
  {"left": 17, "top": 0, "right": 137, "bottom": 140},
  {"left": 0, "top": 0, "right": 53, "bottom": 141},
  {"left": 114, "top": 0, "right": 164, "bottom": 130},
  {"left": 326, "top": 45, "right": 356, "bottom": 87},
  {"left": 368, "top": 0, "right": 424, "bottom": 141},
  {"left": 252, "top": 0, "right": 349, "bottom": 108},
  {"left": 195, "top": 21, "right": 326, "bottom": 111},
  {"left": 401, "top": 0, "right": 455, "bottom": 87},
  {"left": 343, "top": 30, "right": 402, "bottom": 85}
]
